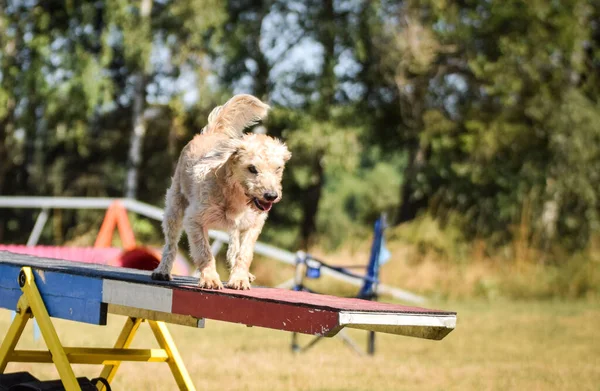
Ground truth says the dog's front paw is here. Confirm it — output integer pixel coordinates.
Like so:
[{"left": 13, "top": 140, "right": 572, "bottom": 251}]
[
  {"left": 151, "top": 271, "right": 172, "bottom": 281},
  {"left": 227, "top": 271, "right": 251, "bottom": 290},
  {"left": 199, "top": 271, "right": 223, "bottom": 290},
  {"left": 249, "top": 272, "right": 256, "bottom": 283}
]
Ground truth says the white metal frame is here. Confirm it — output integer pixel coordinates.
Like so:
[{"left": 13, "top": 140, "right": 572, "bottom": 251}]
[{"left": 0, "top": 196, "right": 426, "bottom": 304}]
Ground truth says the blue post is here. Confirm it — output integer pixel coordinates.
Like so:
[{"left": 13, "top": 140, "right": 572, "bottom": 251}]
[{"left": 358, "top": 214, "right": 386, "bottom": 299}]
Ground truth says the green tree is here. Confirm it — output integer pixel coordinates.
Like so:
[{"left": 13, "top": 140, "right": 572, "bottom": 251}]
[{"left": 377, "top": 0, "right": 600, "bottom": 249}]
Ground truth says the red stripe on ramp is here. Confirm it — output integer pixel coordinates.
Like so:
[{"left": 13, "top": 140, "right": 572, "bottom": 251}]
[{"left": 172, "top": 289, "right": 340, "bottom": 336}]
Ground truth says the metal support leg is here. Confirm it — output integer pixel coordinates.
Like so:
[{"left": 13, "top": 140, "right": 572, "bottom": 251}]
[
  {"left": 1, "top": 267, "right": 197, "bottom": 390},
  {"left": 337, "top": 330, "right": 365, "bottom": 356},
  {"left": 298, "top": 335, "right": 323, "bottom": 353},
  {"left": 291, "top": 332, "right": 300, "bottom": 353},
  {"left": 294, "top": 330, "right": 365, "bottom": 356},
  {"left": 367, "top": 331, "right": 375, "bottom": 355},
  {"left": 0, "top": 296, "right": 32, "bottom": 372},
  {"left": 18, "top": 267, "right": 81, "bottom": 390},
  {"left": 148, "top": 320, "right": 195, "bottom": 391},
  {"left": 97, "top": 317, "right": 143, "bottom": 390}
]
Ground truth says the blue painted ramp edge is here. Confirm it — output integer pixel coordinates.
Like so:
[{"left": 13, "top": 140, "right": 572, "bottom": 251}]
[{"left": 0, "top": 264, "right": 107, "bottom": 325}]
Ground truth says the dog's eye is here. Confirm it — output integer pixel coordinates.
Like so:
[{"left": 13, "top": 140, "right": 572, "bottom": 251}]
[{"left": 248, "top": 165, "right": 258, "bottom": 174}]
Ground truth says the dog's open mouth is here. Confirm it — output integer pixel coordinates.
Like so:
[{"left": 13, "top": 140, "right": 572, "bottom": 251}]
[{"left": 252, "top": 197, "right": 273, "bottom": 212}]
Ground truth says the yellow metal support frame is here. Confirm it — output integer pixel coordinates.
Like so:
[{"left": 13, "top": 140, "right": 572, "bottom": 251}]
[{"left": 0, "top": 267, "right": 196, "bottom": 391}]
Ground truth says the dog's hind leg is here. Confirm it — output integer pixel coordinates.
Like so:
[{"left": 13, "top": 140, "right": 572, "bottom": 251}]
[
  {"left": 185, "top": 216, "right": 223, "bottom": 289},
  {"left": 151, "top": 187, "right": 187, "bottom": 281}
]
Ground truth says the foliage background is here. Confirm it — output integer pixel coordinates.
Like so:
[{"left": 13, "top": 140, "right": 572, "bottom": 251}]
[{"left": 1, "top": 0, "right": 599, "bottom": 299}]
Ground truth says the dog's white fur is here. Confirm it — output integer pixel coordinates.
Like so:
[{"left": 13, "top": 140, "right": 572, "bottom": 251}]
[{"left": 151, "top": 94, "right": 291, "bottom": 290}]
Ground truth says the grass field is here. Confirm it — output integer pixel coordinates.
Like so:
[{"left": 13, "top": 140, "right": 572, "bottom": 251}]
[{"left": 1, "top": 299, "right": 598, "bottom": 390}]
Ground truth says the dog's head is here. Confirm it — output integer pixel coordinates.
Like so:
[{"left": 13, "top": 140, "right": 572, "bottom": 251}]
[
  {"left": 194, "top": 134, "right": 291, "bottom": 212},
  {"left": 233, "top": 134, "right": 291, "bottom": 212}
]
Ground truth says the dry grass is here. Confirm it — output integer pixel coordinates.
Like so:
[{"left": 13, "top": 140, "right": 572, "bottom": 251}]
[
  {"left": 2, "top": 299, "right": 599, "bottom": 390},
  {"left": 296, "top": 215, "right": 600, "bottom": 301}
]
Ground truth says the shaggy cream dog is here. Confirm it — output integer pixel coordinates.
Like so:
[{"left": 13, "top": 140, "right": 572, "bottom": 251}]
[{"left": 151, "top": 94, "right": 291, "bottom": 289}]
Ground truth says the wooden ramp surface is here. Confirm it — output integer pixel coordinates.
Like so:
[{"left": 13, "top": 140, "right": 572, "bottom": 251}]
[{"left": 0, "top": 251, "right": 456, "bottom": 340}]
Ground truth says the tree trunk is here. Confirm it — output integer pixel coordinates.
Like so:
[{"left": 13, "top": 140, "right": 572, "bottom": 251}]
[
  {"left": 125, "top": 73, "right": 147, "bottom": 199},
  {"left": 395, "top": 143, "right": 429, "bottom": 224},
  {"left": 252, "top": 3, "right": 271, "bottom": 101},
  {"left": 394, "top": 65, "right": 430, "bottom": 224},
  {"left": 125, "top": 0, "right": 153, "bottom": 199},
  {"left": 300, "top": 154, "right": 324, "bottom": 250},
  {"left": 0, "top": 100, "right": 15, "bottom": 197},
  {"left": 0, "top": 102, "right": 15, "bottom": 244},
  {"left": 316, "top": 0, "right": 336, "bottom": 117},
  {"left": 299, "top": 0, "right": 335, "bottom": 248},
  {"left": 541, "top": 182, "right": 560, "bottom": 251},
  {"left": 254, "top": 47, "right": 270, "bottom": 101},
  {"left": 32, "top": 105, "right": 47, "bottom": 194}
]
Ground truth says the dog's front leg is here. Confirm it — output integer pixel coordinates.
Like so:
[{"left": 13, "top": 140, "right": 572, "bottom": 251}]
[
  {"left": 186, "top": 217, "right": 223, "bottom": 289},
  {"left": 225, "top": 230, "right": 257, "bottom": 288},
  {"left": 226, "top": 226, "right": 262, "bottom": 290}
]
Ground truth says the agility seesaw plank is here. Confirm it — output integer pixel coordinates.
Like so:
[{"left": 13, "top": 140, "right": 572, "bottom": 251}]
[{"left": 0, "top": 250, "right": 456, "bottom": 340}]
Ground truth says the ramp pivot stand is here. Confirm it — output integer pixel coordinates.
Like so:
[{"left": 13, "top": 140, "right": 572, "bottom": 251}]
[{"left": 0, "top": 267, "right": 196, "bottom": 391}]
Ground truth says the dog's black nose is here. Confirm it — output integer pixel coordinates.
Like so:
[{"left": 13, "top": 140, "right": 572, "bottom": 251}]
[{"left": 263, "top": 192, "right": 278, "bottom": 201}]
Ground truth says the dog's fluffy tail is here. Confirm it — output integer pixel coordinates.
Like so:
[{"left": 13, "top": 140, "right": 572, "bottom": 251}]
[{"left": 203, "top": 94, "right": 270, "bottom": 138}]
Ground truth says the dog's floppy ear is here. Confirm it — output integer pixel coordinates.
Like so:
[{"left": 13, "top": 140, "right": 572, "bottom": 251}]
[
  {"left": 277, "top": 142, "right": 292, "bottom": 163},
  {"left": 283, "top": 147, "right": 292, "bottom": 162},
  {"left": 192, "top": 139, "right": 241, "bottom": 180}
]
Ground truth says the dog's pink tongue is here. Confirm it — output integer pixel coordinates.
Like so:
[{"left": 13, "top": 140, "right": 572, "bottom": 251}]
[{"left": 260, "top": 200, "right": 273, "bottom": 211}]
